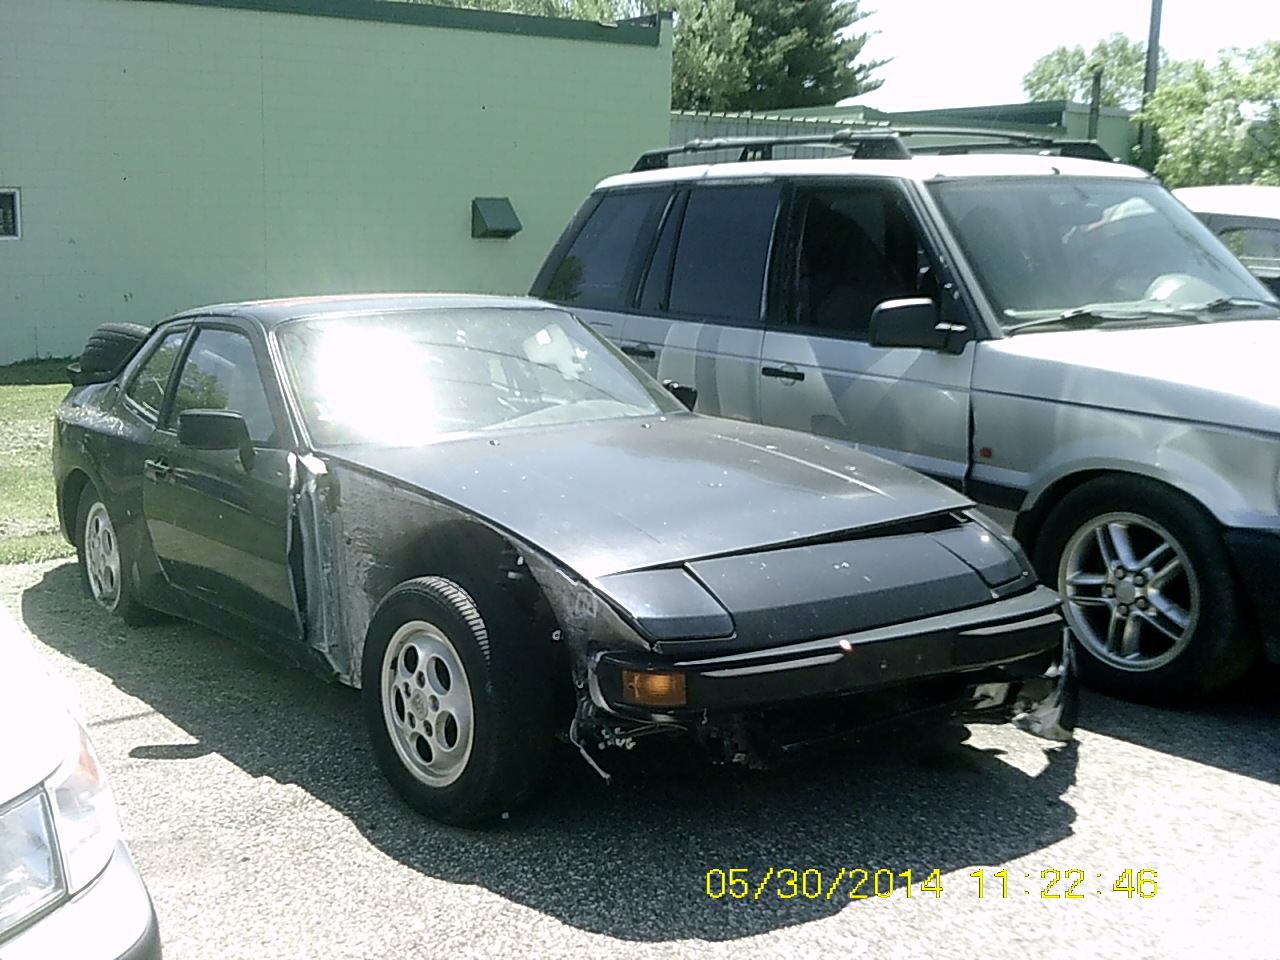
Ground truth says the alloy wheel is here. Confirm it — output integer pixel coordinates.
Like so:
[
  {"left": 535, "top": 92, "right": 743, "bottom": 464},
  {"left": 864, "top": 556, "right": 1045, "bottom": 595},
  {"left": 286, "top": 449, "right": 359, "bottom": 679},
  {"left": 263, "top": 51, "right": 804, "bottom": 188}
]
[
  {"left": 1058, "top": 511, "right": 1200, "bottom": 672},
  {"left": 83, "top": 501, "right": 122, "bottom": 611},
  {"left": 380, "top": 619, "right": 475, "bottom": 788}
]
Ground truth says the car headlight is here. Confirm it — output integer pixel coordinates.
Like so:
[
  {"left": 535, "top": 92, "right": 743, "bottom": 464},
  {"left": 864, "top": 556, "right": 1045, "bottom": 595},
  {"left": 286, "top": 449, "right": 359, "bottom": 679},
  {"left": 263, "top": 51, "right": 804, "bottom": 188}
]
[
  {"left": 594, "top": 569, "right": 734, "bottom": 642},
  {"left": 0, "top": 722, "right": 120, "bottom": 941},
  {"left": 0, "top": 790, "right": 61, "bottom": 939}
]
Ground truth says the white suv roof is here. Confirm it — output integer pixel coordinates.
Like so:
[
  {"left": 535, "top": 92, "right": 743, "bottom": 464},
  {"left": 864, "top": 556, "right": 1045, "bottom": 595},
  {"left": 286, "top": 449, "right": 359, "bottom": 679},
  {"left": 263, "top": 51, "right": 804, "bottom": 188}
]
[{"left": 598, "top": 154, "right": 1153, "bottom": 191}]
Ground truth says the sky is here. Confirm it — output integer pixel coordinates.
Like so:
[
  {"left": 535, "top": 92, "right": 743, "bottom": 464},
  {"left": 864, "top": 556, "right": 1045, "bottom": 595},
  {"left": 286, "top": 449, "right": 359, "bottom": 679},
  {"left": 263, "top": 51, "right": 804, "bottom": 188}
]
[{"left": 848, "top": 0, "right": 1280, "bottom": 112}]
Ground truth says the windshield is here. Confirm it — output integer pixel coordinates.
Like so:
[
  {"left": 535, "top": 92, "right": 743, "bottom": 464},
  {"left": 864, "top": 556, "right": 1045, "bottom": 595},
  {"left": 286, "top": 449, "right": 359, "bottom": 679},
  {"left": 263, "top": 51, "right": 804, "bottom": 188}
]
[
  {"left": 277, "top": 306, "right": 681, "bottom": 446},
  {"left": 928, "top": 177, "right": 1277, "bottom": 330}
]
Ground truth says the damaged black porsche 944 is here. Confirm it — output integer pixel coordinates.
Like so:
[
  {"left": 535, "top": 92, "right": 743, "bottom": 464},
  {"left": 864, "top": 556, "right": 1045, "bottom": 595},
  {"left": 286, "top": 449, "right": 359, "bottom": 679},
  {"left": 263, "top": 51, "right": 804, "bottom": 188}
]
[{"left": 53, "top": 294, "right": 1074, "bottom": 825}]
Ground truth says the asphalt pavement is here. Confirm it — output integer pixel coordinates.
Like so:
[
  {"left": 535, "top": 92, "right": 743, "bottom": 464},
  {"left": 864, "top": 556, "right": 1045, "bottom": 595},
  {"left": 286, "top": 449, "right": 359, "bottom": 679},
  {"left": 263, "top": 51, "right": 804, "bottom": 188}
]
[{"left": 4, "top": 559, "right": 1278, "bottom": 960}]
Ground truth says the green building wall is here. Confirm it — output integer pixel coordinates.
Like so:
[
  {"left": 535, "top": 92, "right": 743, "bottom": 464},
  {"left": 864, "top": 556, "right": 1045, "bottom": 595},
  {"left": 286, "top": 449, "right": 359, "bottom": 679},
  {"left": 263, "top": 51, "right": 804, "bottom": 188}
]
[{"left": 0, "top": 0, "right": 672, "bottom": 362}]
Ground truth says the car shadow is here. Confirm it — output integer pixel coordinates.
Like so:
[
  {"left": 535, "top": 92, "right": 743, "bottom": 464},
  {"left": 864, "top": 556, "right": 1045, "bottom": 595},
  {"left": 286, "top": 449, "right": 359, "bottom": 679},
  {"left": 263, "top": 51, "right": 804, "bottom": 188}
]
[{"left": 24, "top": 561, "right": 1079, "bottom": 942}]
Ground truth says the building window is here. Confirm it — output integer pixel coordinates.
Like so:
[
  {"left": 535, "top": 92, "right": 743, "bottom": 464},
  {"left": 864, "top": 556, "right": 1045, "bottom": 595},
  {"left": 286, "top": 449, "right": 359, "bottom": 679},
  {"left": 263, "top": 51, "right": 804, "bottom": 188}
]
[{"left": 0, "top": 190, "right": 18, "bottom": 239}]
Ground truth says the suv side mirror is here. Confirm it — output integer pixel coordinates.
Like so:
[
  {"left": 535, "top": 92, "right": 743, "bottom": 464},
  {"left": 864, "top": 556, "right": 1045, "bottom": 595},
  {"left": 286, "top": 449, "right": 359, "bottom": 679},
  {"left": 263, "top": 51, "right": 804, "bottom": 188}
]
[
  {"left": 178, "top": 409, "right": 255, "bottom": 470},
  {"left": 663, "top": 380, "right": 698, "bottom": 411},
  {"left": 869, "top": 298, "right": 963, "bottom": 353}
]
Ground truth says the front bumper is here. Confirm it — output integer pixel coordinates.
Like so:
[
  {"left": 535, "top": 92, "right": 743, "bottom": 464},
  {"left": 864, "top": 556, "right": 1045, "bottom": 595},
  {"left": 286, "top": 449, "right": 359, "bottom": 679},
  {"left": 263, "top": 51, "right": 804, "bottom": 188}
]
[
  {"left": 1223, "top": 527, "right": 1280, "bottom": 663},
  {"left": 1, "top": 841, "right": 161, "bottom": 960},
  {"left": 589, "top": 586, "right": 1073, "bottom": 739}
]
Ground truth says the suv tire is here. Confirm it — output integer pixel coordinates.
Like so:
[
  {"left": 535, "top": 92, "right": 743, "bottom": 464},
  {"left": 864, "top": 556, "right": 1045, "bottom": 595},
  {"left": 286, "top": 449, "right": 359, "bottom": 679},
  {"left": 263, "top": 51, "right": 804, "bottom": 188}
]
[{"left": 1033, "top": 476, "right": 1254, "bottom": 703}]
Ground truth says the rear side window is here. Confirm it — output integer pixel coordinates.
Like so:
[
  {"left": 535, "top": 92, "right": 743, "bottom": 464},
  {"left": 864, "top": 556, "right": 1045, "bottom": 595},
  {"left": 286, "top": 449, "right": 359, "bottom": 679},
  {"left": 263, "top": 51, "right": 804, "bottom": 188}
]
[
  {"left": 124, "top": 330, "right": 186, "bottom": 420},
  {"left": 667, "top": 185, "right": 780, "bottom": 323},
  {"left": 541, "top": 190, "right": 668, "bottom": 309},
  {"left": 1221, "top": 226, "right": 1280, "bottom": 271}
]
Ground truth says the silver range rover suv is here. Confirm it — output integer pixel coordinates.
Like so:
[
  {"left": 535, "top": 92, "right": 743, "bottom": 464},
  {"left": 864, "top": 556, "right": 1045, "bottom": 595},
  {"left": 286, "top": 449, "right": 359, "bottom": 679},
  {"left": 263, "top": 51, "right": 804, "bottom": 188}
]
[{"left": 531, "top": 132, "right": 1280, "bottom": 704}]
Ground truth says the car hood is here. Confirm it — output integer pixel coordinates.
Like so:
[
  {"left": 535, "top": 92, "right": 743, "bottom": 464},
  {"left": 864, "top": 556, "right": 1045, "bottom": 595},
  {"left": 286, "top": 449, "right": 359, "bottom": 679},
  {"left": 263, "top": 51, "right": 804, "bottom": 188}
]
[
  {"left": 0, "top": 607, "right": 75, "bottom": 802},
  {"left": 977, "top": 319, "right": 1280, "bottom": 435},
  {"left": 327, "top": 414, "right": 973, "bottom": 580}
]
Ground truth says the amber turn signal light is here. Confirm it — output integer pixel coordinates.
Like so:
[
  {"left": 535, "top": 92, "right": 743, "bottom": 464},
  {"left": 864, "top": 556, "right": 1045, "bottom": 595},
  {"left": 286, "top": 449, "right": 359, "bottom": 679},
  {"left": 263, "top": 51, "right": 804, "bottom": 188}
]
[{"left": 622, "top": 669, "right": 687, "bottom": 707}]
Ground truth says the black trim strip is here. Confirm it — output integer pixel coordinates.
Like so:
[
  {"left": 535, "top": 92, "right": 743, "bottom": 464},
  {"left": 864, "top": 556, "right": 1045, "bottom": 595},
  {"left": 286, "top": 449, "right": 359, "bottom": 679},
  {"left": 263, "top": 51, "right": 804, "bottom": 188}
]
[{"left": 965, "top": 477, "right": 1026, "bottom": 511}]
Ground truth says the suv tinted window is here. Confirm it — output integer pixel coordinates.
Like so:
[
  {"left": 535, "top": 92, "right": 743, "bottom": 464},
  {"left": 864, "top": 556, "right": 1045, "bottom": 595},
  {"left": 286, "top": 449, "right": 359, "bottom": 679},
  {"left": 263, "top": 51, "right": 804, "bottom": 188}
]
[
  {"left": 668, "top": 185, "right": 780, "bottom": 323},
  {"left": 793, "top": 187, "right": 925, "bottom": 337},
  {"left": 541, "top": 190, "right": 668, "bottom": 309}
]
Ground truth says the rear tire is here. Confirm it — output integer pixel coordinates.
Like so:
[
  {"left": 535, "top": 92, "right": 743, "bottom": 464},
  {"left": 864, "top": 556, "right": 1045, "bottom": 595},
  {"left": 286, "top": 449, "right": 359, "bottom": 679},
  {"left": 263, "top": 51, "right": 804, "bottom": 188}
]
[
  {"left": 361, "top": 576, "right": 552, "bottom": 826},
  {"left": 1032, "top": 476, "right": 1253, "bottom": 703},
  {"left": 75, "top": 484, "right": 156, "bottom": 626}
]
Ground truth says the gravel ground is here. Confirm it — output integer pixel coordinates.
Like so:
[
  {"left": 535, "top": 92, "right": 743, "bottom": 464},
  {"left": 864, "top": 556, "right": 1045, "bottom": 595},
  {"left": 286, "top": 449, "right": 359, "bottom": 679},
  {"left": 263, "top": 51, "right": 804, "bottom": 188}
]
[{"left": 4, "top": 559, "right": 1279, "bottom": 960}]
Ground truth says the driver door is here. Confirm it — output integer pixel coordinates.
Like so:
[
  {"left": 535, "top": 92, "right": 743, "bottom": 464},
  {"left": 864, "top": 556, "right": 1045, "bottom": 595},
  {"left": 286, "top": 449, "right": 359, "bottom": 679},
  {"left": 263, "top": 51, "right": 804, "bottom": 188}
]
[
  {"left": 758, "top": 182, "right": 975, "bottom": 487},
  {"left": 143, "top": 323, "right": 301, "bottom": 639}
]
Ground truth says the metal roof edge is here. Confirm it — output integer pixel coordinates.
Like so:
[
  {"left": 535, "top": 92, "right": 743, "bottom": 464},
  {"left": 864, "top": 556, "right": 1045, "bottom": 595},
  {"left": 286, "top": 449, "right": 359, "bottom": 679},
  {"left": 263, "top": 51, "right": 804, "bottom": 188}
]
[{"left": 126, "top": 0, "right": 663, "bottom": 46}]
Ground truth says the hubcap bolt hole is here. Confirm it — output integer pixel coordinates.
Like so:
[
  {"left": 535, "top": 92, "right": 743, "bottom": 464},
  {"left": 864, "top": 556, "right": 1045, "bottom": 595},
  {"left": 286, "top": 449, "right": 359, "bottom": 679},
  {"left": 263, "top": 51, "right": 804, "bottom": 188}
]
[
  {"left": 1118, "top": 604, "right": 1130, "bottom": 617},
  {"left": 429, "top": 695, "right": 439, "bottom": 711}
]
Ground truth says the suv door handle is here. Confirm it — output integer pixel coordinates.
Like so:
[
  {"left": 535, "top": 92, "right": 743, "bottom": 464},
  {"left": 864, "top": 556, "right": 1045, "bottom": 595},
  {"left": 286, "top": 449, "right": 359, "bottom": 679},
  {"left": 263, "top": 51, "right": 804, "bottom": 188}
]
[
  {"left": 144, "top": 458, "right": 171, "bottom": 481},
  {"left": 761, "top": 366, "right": 805, "bottom": 382},
  {"left": 621, "top": 344, "right": 657, "bottom": 360}
]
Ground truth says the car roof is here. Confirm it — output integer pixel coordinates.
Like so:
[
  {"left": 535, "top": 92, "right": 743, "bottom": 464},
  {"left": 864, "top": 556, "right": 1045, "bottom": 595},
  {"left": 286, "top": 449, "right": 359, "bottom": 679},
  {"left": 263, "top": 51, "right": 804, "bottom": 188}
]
[
  {"left": 1173, "top": 185, "right": 1280, "bottom": 222},
  {"left": 166, "top": 292, "right": 555, "bottom": 329},
  {"left": 596, "top": 153, "right": 1153, "bottom": 191}
]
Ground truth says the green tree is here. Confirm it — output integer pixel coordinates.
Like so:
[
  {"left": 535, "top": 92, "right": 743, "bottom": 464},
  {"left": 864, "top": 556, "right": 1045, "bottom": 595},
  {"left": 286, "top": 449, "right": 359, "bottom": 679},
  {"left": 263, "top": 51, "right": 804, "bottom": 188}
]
[
  {"left": 1142, "top": 42, "right": 1280, "bottom": 186},
  {"left": 668, "top": 0, "right": 752, "bottom": 112},
  {"left": 729, "top": 0, "right": 884, "bottom": 111},
  {"left": 1022, "top": 32, "right": 1152, "bottom": 109}
]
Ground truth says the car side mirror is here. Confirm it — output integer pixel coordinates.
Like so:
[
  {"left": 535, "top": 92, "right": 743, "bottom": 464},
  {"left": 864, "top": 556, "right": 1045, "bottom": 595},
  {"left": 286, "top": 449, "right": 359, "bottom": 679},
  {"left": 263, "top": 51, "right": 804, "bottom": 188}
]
[
  {"left": 869, "top": 298, "right": 963, "bottom": 353},
  {"left": 662, "top": 380, "right": 698, "bottom": 411},
  {"left": 178, "top": 409, "right": 255, "bottom": 470}
]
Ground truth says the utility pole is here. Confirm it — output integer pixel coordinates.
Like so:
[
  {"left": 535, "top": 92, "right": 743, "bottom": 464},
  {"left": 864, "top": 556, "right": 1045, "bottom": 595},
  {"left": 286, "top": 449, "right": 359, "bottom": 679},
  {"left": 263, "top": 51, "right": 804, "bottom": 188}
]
[
  {"left": 1140, "top": 0, "right": 1163, "bottom": 161},
  {"left": 1088, "top": 65, "right": 1103, "bottom": 140}
]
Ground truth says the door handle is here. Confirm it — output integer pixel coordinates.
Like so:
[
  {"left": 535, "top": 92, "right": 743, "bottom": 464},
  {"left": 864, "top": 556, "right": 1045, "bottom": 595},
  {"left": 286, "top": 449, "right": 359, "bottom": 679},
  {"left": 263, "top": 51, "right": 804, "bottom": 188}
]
[
  {"left": 761, "top": 366, "right": 805, "bottom": 382},
  {"left": 621, "top": 344, "right": 657, "bottom": 360},
  {"left": 144, "top": 458, "right": 171, "bottom": 481}
]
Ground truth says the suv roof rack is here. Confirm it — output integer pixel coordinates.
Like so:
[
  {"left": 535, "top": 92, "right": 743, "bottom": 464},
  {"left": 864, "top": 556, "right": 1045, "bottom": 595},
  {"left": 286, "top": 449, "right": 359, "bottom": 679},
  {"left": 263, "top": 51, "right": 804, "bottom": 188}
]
[
  {"left": 631, "top": 129, "right": 910, "bottom": 171},
  {"left": 630, "top": 126, "right": 1113, "bottom": 172},
  {"left": 897, "top": 127, "right": 1115, "bottom": 161}
]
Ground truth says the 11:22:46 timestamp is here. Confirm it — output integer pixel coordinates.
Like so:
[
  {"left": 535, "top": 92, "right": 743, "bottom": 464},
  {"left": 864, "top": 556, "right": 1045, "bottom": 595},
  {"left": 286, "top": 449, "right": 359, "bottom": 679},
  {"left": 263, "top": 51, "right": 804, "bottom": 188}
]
[{"left": 970, "top": 868, "right": 1158, "bottom": 898}]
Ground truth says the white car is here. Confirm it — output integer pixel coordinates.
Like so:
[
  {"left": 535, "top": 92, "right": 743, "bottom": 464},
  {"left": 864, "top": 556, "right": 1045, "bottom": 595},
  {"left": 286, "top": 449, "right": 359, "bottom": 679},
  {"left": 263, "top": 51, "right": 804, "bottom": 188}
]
[
  {"left": 1175, "top": 184, "right": 1280, "bottom": 297},
  {"left": 0, "top": 605, "right": 160, "bottom": 959}
]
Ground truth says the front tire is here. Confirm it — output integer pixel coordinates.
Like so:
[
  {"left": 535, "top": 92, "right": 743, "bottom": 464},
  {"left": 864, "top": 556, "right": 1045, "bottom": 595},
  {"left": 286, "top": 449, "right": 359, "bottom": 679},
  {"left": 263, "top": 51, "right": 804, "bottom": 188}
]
[
  {"left": 1033, "top": 476, "right": 1253, "bottom": 703},
  {"left": 361, "top": 577, "right": 552, "bottom": 826},
  {"left": 75, "top": 484, "right": 155, "bottom": 626}
]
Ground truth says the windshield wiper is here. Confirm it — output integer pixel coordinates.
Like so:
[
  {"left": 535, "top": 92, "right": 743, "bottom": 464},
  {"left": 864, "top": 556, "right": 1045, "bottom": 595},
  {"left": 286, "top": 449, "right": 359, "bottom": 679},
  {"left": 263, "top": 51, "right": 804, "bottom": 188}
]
[
  {"left": 1005, "top": 308, "right": 1155, "bottom": 335},
  {"left": 1184, "top": 296, "right": 1279, "bottom": 313}
]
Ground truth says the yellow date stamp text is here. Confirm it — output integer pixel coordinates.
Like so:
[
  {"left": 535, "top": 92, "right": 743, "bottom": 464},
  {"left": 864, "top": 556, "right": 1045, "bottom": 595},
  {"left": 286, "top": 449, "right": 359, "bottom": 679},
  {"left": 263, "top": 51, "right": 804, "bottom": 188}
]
[{"left": 703, "top": 868, "right": 1159, "bottom": 900}]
